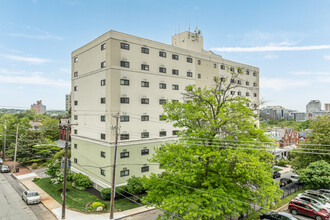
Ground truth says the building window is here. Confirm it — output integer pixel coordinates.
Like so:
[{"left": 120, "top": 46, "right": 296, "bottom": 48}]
[
  {"left": 101, "top": 115, "right": 106, "bottom": 122},
  {"left": 101, "top": 97, "right": 106, "bottom": 104},
  {"left": 101, "top": 133, "right": 105, "bottom": 140},
  {"left": 159, "top": 99, "right": 166, "bottom": 105},
  {"left": 246, "top": 70, "right": 250, "bottom": 75},
  {"left": 230, "top": 91, "right": 235, "bottom": 95},
  {"left": 100, "top": 168, "right": 105, "bottom": 176},
  {"left": 220, "top": 77, "right": 225, "bottom": 82},
  {"left": 74, "top": 86, "right": 78, "bottom": 91},
  {"left": 141, "top": 149, "right": 149, "bottom": 155},
  {"left": 159, "top": 131, "right": 166, "bottom": 136},
  {"left": 198, "top": 74, "right": 201, "bottom": 79},
  {"left": 74, "top": 57, "right": 78, "bottom": 63},
  {"left": 159, "top": 83, "right": 166, "bottom": 89},
  {"left": 141, "top": 98, "right": 149, "bottom": 104},
  {"left": 120, "top": 42, "right": 130, "bottom": 50},
  {"left": 159, "top": 67, "right": 166, "bottom": 73},
  {"left": 74, "top": 129, "right": 77, "bottom": 134},
  {"left": 221, "top": 64, "right": 225, "bottom": 70},
  {"left": 74, "top": 144, "right": 77, "bottom": 149},
  {"left": 253, "top": 93, "right": 257, "bottom": 97},
  {"left": 141, "top": 132, "right": 149, "bottom": 138},
  {"left": 230, "top": 79, "right": 235, "bottom": 84},
  {"left": 74, "top": 101, "right": 78, "bottom": 105},
  {"left": 198, "top": 60, "right": 201, "bottom": 65},
  {"left": 141, "top": 64, "right": 149, "bottom": 71},
  {"left": 120, "top": 97, "right": 129, "bottom": 104},
  {"left": 101, "top": 61, "right": 106, "bottom": 68},
  {"left": 172, "top": 69, "right": 179, "bottom": 75},
  {"left": 101, "top": 79, "right": 106, "bottom": 86},
  {"left": 141, "top": 115, "right": 149, "bottom": 121},
  {"left": 238, "top": 91, "right": 242, "bottom": 96},
  {"left": 253, "top": 72, "right": 257, "bottom": 76},
  {"left": 253, "top": 82, "right": 257, "bottom": 87},
  {"left": 120, "top": 170, "right": 129, "bottom": 177},
  {"left": 101, "top": 151, "right": 106, "bottom": 158},
  {"left": 120, "top": 152, "right": 129, "bottom": 158},
  {"left": 159, "top": 115, "right": 166, "bottom": 121},
  {"left": 120, "top": 61, "right": 130, "bottom": 68},
  {"left": 246, "top": 81, "right": 250, "bottom": 86},
  {"left": 120, "top": 134, "right": 129, "bottom": 140},
  {"left": 74, "top": 158, "right": 77, "bottom": 163},
  {"left": 246, "top": 92, "right": 250, "bottom": 97},
  {"left": 159, "top": 51, "right": 166, "bottom": 57},
  {"left": 172, "top": 130, "right": 178, "bottom": 135},
  {"left": 141, "top": 166, "right": 149, "bottom": 173},
  {"left": 74, "top": 115, "right": 78, "bottom": 120},
  {"left": 172, "top": 99, "right": 179, "bottom": 103},
  {"left": 187, "top": 72, "right": 193, "bottom": 77},
  {"left": 120, "top": 115, "right": 129, "bottom": 122},
  {"left": 141, "top": 81, "right": 149, "bottom": 87},
  {"left": 74, "top": 71, "right": 78, "bottom": 77},
  {"left": 101, "top": 43, "right": 106, "bottom": 50},
  {"left": 214, "top": 63, "right": 216, "bottom": 68},
  {"left": 172, "top": 54, "right": 179, "bottom": 60},
  {"left": 237, "top": 80, "right": 241, "bottom": 85},
  {"left": 141, "top": 47, "right": 149, "bottom": 54},
  {"left": 230, "top": 67, "right": 235, "bottom": 72},
  {"left": 120, "top": 79, "right": 129, "bottom": 85},
  {"left": 172, "top": 84, "right": 179, "bottom": 90},
  {"left": 187, "top": 57, "right": 193, "bottom": 63}
]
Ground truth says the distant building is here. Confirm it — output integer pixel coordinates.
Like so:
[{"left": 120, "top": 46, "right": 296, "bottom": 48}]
[
  {"left": 31, "top": 100, "right": 46, "bottom": 114},
  {"left": 325, "top": 103, "right": 330, "bottom": 112},
  {"left": 290, "top": 112, "right": 306, "bottom": 121},
  {"left": 306, "top": 100, "right": 321, "bottom": 114},
  {"left": 261, "top": 106, "right": 290, "bottom": 120},
  {"left": 29, "top": 121, "right": 42, "bottom": 130},
  {"left": 65, "top": 94, "right": 71, "bottom": 114}
]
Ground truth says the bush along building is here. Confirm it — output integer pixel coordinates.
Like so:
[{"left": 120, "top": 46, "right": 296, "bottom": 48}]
[{"left": 70, "top": 30, "right": 260, "bottom": 190}]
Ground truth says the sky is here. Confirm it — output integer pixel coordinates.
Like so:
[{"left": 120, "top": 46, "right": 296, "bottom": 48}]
[{"left": 0, "top": 0, "right": 329, "bottom": 112}]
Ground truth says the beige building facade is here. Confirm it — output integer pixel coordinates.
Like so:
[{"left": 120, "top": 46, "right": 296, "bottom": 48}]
[
  {"left": 65, "top": 94, "right": 71, "bottom": 113},
  {"left": 71, "top": 30, "right": 260, "bottom": 189},
  {"left": 31, "top": 100, "right": 46, "bottom": 114}
]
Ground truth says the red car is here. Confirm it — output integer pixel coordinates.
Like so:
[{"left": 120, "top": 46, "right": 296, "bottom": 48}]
[{"left": 289, "top": 199, "right": 329, "bottom": 220}]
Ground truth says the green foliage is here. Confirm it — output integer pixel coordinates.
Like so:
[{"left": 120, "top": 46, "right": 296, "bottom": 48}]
[
  {"left": 299, "top": 160, "right": 330, "bottom": 189},
  {"left": 72, "top": 181, "right": 86, "bottom": 190},
  {"left": 115, "top": 185, "right": 130, "bottom": 199},
  {"left": 50, "top": 170, "right": 64, "bottom": 184},
  {"left": 260, "top": 119, "right": 311, "bottom": 131},
  {"left": 31, "top": 163, "right": 38, "bottom": 169},
  {"left": 291, "top": 115, "right": 330, "bottom": 171},
  {"left": 101, "top": 188, "right": 111, "bottom": 200},
  {"left": 39, "top": 117, "right": 60, "bottom": 141},
  {"left": 126, "top": 176, "right": 145, "bottom": 200},
  {"left": 70, "top": 173, "right": 93, "bottom": 188},
  {"left": 143, "top": 75, "right": 282, "bottom": 219},
  {"left": 46, "top": 159, "right": 61, "bottom": 177},
  {"left": 276, "top": 160, "right": 289, "bottom": 167},
  {"left": 91, "top": 202, "right": 105, "bottom": 208},
  {"left": 54, "top": 149, "right": 71, "bottom": 160}
]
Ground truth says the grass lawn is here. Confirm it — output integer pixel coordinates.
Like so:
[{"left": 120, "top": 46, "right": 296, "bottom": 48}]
[
  {"left": 274, "top": 167, "right": 282, "bottom": 172},
  {"left": 35, "top": 178, "right": 140, "bottom": 212},
  {"left": 245, "top": 188, "right": 305, "bottom": 220}
]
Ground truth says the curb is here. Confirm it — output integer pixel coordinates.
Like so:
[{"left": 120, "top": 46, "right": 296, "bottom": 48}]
[{"left": 116, "top": 207, "right": 156, "bottom": 220}]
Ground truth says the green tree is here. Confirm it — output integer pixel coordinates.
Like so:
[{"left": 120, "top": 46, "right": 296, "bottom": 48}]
[
  {"left": 291, "top": 115, "right": 330, "bottom": 171},
  {"left": 39, "top": 117, "right": 59, "bottom": 141},
  {"left": 299, "top": 160, "right": 330, "bottom": 189},
  {"left": 126, "top": 176, "right": 145, "bottom": 201},
  {"left": 143, "top": 75, "right": 281, "bottom": 219}
]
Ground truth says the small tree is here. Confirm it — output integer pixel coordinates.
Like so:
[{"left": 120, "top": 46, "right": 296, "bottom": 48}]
[
  {"left": 299, "top": 160, "right": 330, "bottom": 189},
  {"left": 126, "top": 176, "right": 145, "bottom": 201},
  {"left": 46, "top": 159, "right": 61, "bottom": 177}
]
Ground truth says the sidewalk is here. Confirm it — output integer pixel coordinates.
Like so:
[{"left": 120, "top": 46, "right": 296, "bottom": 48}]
[
  {"left": 275, "top": 165, "right": 291, "bottom": 174},
  {"left": 14, "top": 171, "right": 154, "bottom": 220}
]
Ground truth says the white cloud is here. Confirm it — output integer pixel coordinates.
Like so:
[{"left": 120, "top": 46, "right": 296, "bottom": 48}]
[
  {"left": 211, "top": 44, "right": 330, "bottom": 52},
  {"left": 291, "top": 71, "right": 330, "bottom": 76},
  {"left": 260, "top": 77, "right": 311, "bottom": 91},
  {"left": 0, "top": 68, "right": 26, "bottom": 75},
  {"left": 264, "top": 54, "right": 278, "bottom": 59},
  {"left": 324, "top": 55, "right": 330, "bottom": 60},
  {"left": 0, "top": 75, "right": 70, "bottom": 87},
  {"left": 9, "top": 33, "right": 63, "bottom": 40},
  {"left": 1, "top": 54, "right": 50, "bottom": 64}
]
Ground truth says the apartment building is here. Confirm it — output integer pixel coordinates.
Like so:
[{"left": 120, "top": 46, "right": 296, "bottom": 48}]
[
  {"left": 31, "top": 100, "right": 46, "bottom": 114},
  {"left": 71, "top": 30, "right": 260, "bottom": 189},
  {"left": 65, "top": 94, "right": 71, "bottom": 114}
]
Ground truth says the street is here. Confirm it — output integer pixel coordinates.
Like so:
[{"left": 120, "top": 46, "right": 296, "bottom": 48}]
[
  {"left": 1, "top": 172, "right": 56, "bottom": 220},
  {"left": 122, "top": 209, "right": 162, "bottom": 220}
]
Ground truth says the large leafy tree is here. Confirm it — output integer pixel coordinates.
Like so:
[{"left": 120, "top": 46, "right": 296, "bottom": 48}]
[
  {"left": 299, "top": 160, "right": 330, "bottom": 189},
  {"left": 39, "top": 117, "right": 60, "bottom": 141},
  {"left": 291, "top": 115, "right": 330, "bottom": 171},
  {"left": 143, "top": 73, "right": 281, "bottom": 219}
]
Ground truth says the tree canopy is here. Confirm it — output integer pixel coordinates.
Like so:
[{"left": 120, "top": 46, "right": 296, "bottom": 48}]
[
  {"left": 299, "top": 160, "right": 330, "bottom": 189},
  {"left": 143, "top": 74, "right": 281, "bottom": 219}
]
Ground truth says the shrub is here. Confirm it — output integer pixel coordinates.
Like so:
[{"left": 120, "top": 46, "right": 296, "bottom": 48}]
[
  {"left": 31, "top": 163, "right": 38, "bottom": 169},
  {"left": 91, "top": 202, "right": 105, "bottom": 209},
  {"left": 45, "top": 159, "right": 61, "bottom": 177},
  {"left": 115, "top": 185, "right": 130, "bottom": 199},
  {"left": 101, "top": 188, "right": 111, "bottom": 200},
  {"left": 54, "top": 149, "right": 71, "bottom": 160},
  {"left": 72, "top": 181, "right": 86, "bottom": 190},
  {"left": 71, "top": 173, "right": 93, "bottom": 188},
  {"left": 126, "top": 176, "right": 146, "bottom": 198},
  {"left": 33, "top": 177, "right": 40, "bottom": 182},
  {"left": 276, "top": 160, "right": 289, "bottom": 167}
]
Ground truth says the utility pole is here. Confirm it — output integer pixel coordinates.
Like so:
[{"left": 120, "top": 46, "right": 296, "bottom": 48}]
[
  {"left": 110, "top": 113, "right": 120, "bottom": 220},
  {"left": 13, "top": 124, "right": 19, "bottom": 173},
  {"left": 61, "top": 122, "right": 71, "bottom": 219},
  {"left": 2, "top": 120, "right": 6, "bottom": 159}
]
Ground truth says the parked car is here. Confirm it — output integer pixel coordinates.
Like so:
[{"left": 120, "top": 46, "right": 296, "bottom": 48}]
[
  {"left": 260, "top": 211, "right": 300, "bottom": 219},
  {"left": 290, "top": 174, "right": 299, "bottom": 183},
  {"left": 305, "top": 190, "right": 330, "bottom": 203},
  {"left": 0, "top": 157, "right": 3, "bottom": 165},
  {"left": 280, "top": 178, "right": 293, "bottom": 187},
  {"left": 319, "top": 189, "right": 330, "bottom": 196},
  {"left": 289, "top": 199, "right": 330, "bottom": 220},
  {"left": 295, "top": 193, "right": 330, "bottom": 212},
  {"left": 22, "top": 190, "right": 41, "bottom": 205},
  {"left": 0, "top": 165, "right": 10, "bottom": 173},
  {"left": 273, "top": 171, "right": 281, "bottom": 179}
]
